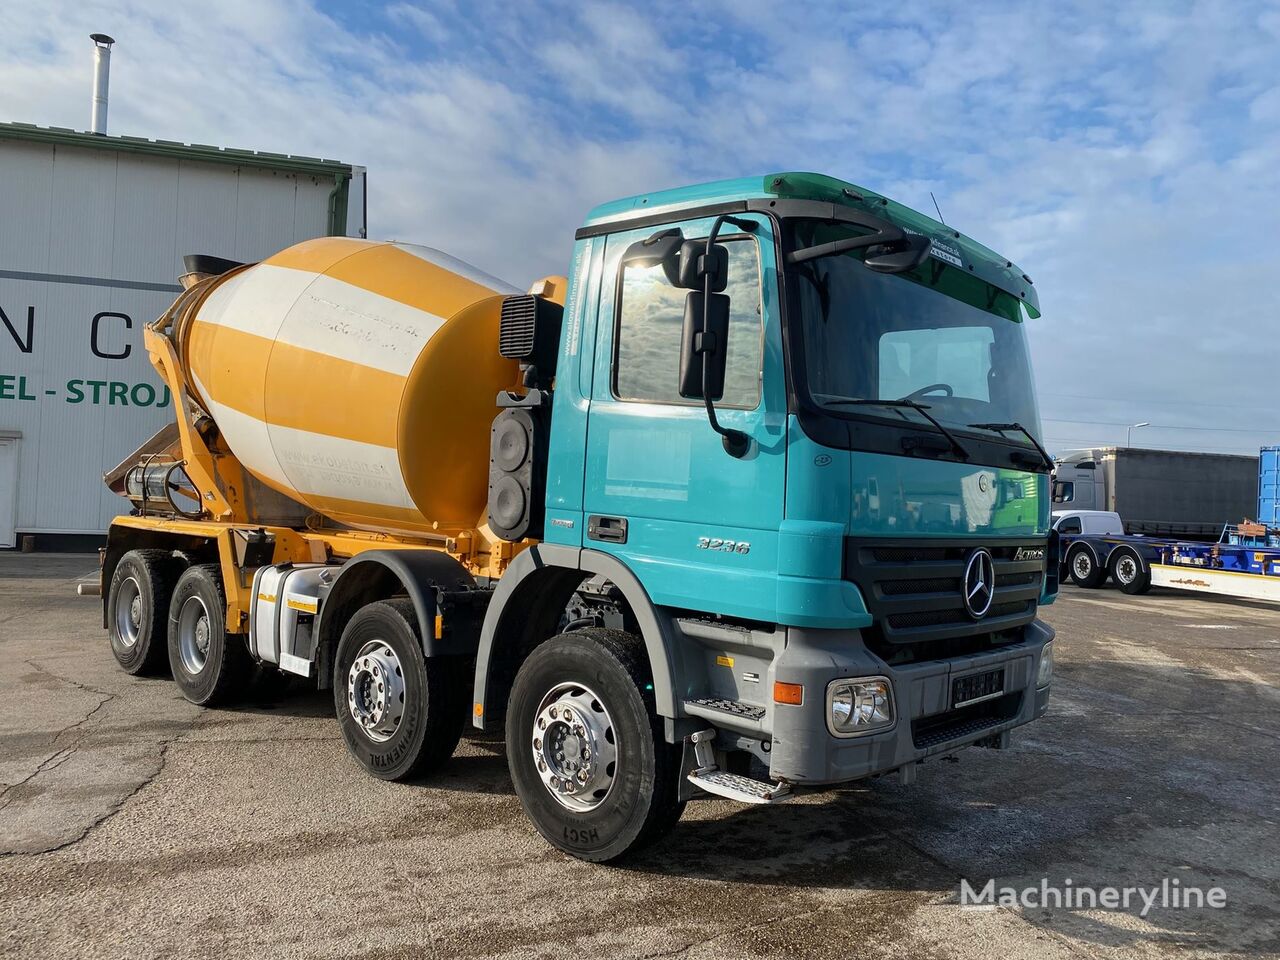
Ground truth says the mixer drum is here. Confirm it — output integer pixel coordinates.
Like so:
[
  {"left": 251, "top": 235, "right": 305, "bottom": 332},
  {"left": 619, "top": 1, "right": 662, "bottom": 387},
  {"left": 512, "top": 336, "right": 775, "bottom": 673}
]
[{"left": 175, "top": 237, "right": 520, "bottom": 535}]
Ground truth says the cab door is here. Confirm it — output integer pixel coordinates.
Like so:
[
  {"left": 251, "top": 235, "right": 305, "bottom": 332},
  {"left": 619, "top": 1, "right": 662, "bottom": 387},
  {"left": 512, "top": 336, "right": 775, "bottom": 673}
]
[{"left": 581, "top": 213, "right": 786, "bottom": 621}]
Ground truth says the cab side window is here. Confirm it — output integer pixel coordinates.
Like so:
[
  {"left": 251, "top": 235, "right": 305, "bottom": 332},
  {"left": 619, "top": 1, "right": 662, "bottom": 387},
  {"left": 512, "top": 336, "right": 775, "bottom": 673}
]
[
  {"left": 614, "top": 238, "right": 762, "bottom": 407},
  {"left": 1056, "top": 517, "right": 1082, "bottom": 535}
]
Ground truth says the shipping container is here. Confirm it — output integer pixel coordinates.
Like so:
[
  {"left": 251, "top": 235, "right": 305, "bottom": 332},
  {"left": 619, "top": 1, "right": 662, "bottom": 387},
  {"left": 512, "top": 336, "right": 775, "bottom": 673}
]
[
  {"left": 0, "top": 123, "right": 364, "bottom": 545},
  {"left": 1261, "top": 446, "right": 1280, "bottom": 528}
]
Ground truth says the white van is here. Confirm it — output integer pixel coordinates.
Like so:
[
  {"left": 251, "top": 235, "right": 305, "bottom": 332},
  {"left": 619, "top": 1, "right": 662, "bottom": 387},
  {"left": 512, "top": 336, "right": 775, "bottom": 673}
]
[{"left": 1052, "top": 510, "right": 1125, "bottom": 536}]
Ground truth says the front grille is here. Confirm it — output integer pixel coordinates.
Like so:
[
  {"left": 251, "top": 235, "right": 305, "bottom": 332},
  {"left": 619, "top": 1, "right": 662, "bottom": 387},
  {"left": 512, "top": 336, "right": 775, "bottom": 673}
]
[
  {"left": 846, "top": 537, "right": 1046, "bottom": 649},
  {"left": 912, "top": 692, "right": 1023, "bottom": 750},
  {"left": 886, "top": 600, "right": 1031, "bottom": 631}
]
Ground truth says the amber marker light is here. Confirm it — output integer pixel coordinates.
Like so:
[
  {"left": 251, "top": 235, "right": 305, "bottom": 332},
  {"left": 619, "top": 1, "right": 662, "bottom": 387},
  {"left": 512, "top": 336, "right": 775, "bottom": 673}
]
[{"left": 773, "top": 681, "right": 804, "bottom": 705}]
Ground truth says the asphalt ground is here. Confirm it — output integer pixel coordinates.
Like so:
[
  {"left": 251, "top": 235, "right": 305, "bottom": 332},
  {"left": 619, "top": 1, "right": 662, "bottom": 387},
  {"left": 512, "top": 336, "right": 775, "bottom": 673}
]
[{"left": 1, "top": 552, "right": 1277, "bottom": 959}]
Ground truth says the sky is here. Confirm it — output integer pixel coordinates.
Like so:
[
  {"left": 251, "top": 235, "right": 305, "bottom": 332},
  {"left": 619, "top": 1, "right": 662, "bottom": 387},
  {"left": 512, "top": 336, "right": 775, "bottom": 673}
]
[{"left": 1, "top": 0, "right": 1277, "bottom": 456}]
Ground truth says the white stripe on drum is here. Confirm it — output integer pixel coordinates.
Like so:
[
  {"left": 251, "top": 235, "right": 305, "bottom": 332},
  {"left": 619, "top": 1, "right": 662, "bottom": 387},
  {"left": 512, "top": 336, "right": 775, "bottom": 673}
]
[
  {"left": 190, "top": 370, "right": 293, "bottom": 490},
  {"left": 265, "top": 421, "right": 416, "bottom": 511},
  {"left": 195, "top": 264, "right": 318, "bottom": 341},
  {"left": 276, "top": 273, "right": 446, "bottom": 377}
]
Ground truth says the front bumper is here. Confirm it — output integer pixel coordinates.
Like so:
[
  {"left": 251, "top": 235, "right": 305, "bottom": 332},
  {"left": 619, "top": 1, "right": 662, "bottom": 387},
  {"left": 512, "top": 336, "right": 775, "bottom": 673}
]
[{"left": 767, "top": 619, "right": 1054, "bottom": 784}]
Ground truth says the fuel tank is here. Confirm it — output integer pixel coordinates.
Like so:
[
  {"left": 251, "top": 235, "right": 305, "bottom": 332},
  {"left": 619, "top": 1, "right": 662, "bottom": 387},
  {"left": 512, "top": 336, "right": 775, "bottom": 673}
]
[{"left": 173, "top": 237, "right": 520, "bottom": 535}]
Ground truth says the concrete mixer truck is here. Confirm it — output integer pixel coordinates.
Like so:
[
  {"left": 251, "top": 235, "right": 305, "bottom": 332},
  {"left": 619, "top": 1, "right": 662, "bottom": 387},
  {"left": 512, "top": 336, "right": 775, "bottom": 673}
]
[{"left": 95, "top": 172, "right": 1059, "bottom": 862}]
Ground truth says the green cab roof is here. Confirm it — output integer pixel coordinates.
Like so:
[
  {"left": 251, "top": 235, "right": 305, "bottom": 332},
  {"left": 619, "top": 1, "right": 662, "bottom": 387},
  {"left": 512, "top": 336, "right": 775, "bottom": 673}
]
[{"left": 582, "top": 171, "right": 1040, "bottom": 319}]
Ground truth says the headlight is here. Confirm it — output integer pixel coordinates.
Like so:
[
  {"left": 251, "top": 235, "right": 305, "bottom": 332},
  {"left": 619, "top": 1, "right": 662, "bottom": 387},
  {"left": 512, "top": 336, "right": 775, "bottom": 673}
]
[
  {"left": 1037, "top": 640, "right": 1054, "bottom": 687},
  {"left": 827, "top": 677, "right": 895, "bottom": 737}
]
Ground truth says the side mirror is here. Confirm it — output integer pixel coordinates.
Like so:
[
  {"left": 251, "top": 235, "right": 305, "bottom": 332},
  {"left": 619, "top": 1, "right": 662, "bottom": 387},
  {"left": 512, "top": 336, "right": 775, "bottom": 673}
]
[
  {"left": 864, "top": 233, "right": 932, "bottom": 274},
  {"left": 679, "top": 291, "right": 730, "bottom": 401},
  {"left": 675, "top": 240, "right": 727, "bottom": 291},
  {"left": 620, "top": 228, "right": 686, "bottom": 287}
]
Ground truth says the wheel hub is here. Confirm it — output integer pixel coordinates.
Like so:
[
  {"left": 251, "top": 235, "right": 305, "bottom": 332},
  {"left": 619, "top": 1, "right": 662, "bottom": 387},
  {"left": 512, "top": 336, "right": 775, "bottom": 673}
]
[
  {"left": 531, "top": 683, "right": 617, "bottom": 812},
  {"left": 1117, "top": 556, "right": 1136, "bottom": 582},
  {"left": 114, "top": 577, "right": 143, "bottom": 648},
  {"left": 176, "top": 595, "right": 212, "bottom": 674},
  {"left": 347, "top": 640, "right": 405, "bottom": 743},
  {"left": 1073, "top": 553, "right": 1091, "bottom": 577}
]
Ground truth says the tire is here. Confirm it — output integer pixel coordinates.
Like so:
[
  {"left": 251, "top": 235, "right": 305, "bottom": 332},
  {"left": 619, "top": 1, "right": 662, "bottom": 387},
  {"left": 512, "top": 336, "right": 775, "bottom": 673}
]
[
  {"left": 1108, "top": 548, "right": 1151, "bottom": 595},
  {"left": 333, "top": 599, "right": 466, "bottom": 782},
  {"left": 108, "top": 549, "right": 181, "bottom": 675},
  {"left": 167, "top": 564, "right": 250, "bottom": 706},
  {"left": 1067, "top": 545, "right": 1106, "bottom": 588},
  {"left": 506, "top": 628, "right": 684, "bottom": 863}
]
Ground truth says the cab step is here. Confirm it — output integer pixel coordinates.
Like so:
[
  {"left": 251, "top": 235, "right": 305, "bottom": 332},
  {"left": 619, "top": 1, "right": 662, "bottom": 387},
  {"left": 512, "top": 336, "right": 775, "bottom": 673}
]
[
  {"left": 687, "top": 768, "right": 792, "bottom": 804},
  {"left": 685, "top": 728, "right": 791, "bottom": 805}
]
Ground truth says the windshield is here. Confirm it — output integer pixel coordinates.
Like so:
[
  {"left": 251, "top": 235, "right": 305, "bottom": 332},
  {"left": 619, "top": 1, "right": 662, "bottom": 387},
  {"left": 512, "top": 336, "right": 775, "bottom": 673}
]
[{"left": 794, "top": 241, "right": 1042, "bottom": 448}]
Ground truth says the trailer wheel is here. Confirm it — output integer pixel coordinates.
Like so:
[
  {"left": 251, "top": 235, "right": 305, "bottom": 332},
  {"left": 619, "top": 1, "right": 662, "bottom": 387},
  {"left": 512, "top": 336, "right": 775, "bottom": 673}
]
[
  {"left": 506, "top": 628, "right": 684, "bottom": 863},
  {"left": 333, "top": 599, "right": 466, "bottom": 781},
  {"left": 167, "top": 564, "right": 250, "bottom": 706},
  {"left": 1108, "top": 548, "right": 1151, "bottom": 595},
  {"left": 108, "top": 549, "right": 181, "bottom": 675},
  {"left": 1067, "top": 545, "right": 1106, "bottom": 588}
]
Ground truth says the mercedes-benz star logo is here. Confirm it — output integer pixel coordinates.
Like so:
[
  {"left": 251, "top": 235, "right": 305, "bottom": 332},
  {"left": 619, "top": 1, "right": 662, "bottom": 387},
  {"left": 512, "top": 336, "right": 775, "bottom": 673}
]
[{"left": 962, "top": 548, "right": 995, "bottom": 619}]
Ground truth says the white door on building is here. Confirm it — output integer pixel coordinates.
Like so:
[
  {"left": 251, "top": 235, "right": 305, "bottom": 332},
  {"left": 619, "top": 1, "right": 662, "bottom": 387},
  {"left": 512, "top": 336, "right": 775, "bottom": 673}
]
[{"left": 0, "top": 436, "right": 17, "bottom": 548}]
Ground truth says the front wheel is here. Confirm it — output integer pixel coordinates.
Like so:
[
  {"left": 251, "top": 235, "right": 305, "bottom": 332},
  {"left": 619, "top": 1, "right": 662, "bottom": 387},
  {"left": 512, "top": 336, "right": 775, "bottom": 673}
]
[
  {"left": 333, "top": 599, "right": 465, "bottom": 781},
  {"left": 1109, "top": 548, "right": 1151, "bottom": 595},
  {"left": 506, "top": 628, "right": 684, "bottom": 863},
  {"left": 1067, "top": 545, "right": 1106, "bottom": 588}
]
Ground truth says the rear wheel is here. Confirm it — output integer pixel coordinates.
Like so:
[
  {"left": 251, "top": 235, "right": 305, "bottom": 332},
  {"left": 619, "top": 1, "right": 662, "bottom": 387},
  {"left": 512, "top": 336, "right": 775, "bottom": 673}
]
[
  {"left": 506, "top": 628, "right": 684, "bottom": 863},
  {"left": 333, "top": 599, "right": 466, "bottom": 781},
  {"left": 167, "top": 564, "right": 250, "bottom": 705},
  {"left": 108, "top": 549, "right": 181, "bottom": 675},
  {"left": 1109, "top": 548, "right": 1151, "bottom": 595},
  {"left": 1067, "top": 545, "right": 1106, "bottom": 588}
]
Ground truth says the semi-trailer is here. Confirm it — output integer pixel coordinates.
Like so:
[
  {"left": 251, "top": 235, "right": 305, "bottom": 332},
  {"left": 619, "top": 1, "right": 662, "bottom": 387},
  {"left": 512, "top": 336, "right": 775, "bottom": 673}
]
[
  {"left": 1052, "top": 447, "right": 1258, "bottom": 541},
  {"left": 94, "top": 172, "right": 1058, "bottom": 861},
  {"left": 1054, "top": 510, "right": 1280, "bottom": 602}
]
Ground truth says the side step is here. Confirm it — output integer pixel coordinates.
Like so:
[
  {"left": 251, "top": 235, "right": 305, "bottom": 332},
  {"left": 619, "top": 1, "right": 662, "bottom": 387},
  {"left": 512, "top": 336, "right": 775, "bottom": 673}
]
[
  {"left": 685, "top": 729, "right": 791, "bottom": 805},
  {"left": 687, "top": 769, "right": 792, "bottom": 804}
]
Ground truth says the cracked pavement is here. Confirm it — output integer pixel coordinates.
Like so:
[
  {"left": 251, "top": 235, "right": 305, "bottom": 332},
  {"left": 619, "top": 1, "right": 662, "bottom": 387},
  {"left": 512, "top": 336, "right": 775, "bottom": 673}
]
[{"left": 1, "top": 552, "right": 1278, "bottom": 959}]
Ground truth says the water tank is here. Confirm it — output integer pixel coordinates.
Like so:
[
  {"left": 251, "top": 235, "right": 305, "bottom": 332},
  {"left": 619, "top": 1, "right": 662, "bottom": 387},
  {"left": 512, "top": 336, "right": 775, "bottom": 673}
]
[{"left": 174, "top": 237, "right": 521, "bottom": 535}]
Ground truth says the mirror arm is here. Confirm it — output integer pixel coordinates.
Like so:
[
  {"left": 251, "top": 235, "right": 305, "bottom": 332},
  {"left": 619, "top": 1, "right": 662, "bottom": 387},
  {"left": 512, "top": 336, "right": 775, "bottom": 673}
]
[{"left": 702, "top": 215, "right": 752, "bottom": 458}]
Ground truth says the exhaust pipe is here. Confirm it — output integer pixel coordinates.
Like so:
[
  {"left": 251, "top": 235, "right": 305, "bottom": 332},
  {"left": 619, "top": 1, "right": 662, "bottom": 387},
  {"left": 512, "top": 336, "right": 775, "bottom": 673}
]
[{"left": 89, "top": 33, "right": 114, "bottom": 135}]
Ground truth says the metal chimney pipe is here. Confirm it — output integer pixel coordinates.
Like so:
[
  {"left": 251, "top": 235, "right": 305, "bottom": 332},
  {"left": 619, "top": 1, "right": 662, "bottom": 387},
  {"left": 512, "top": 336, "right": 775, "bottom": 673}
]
[{"left": 89, "top": 33, "right": 115, "bottom": 134}]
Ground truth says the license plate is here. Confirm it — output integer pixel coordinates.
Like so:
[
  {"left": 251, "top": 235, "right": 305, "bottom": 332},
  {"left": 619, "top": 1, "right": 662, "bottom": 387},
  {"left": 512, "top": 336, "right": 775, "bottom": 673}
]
[{"left": 952, "top": 669, "right": 1004, "bottom": 709}]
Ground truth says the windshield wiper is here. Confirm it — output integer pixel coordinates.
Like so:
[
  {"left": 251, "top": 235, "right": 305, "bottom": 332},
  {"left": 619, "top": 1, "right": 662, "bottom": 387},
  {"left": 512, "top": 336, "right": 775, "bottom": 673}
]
[
  {"left": 967, "top": 421, "right": 1054, "bottom": 471},
  {"left": 824, "top": 398, "right": 970, "bottom": 461}
]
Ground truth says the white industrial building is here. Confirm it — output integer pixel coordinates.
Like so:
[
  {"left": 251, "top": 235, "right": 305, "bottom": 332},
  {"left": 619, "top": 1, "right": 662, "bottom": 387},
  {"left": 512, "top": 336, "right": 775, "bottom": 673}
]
[{"left": 0, "top": 121, "right": 365, "bottom": 546}]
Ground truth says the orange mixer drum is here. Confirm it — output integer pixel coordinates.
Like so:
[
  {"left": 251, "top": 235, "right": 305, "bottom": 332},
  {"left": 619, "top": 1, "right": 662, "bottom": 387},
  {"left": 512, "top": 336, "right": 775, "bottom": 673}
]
[{"left": 174, "top": 237, "right": 521, "bottom": 535}]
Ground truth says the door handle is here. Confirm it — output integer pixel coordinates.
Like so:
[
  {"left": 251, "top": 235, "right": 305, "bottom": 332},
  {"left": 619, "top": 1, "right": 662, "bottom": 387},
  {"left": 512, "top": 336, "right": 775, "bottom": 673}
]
[{"left": 587, "top": 515, "right": 628, "bottom": 544}]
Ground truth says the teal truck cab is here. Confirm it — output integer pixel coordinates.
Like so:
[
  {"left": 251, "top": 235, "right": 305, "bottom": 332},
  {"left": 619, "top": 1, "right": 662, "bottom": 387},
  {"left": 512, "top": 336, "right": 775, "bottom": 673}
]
[{"left": 472, "top": 171, "right": 1058, "bottom": 860}]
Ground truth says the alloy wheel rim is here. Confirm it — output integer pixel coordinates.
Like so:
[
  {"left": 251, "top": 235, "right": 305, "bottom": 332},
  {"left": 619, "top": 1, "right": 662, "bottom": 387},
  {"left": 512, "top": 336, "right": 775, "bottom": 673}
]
[
  {"left": 1116, "top": 555, "right": 1137, "bottom": 583},
  {"left": 177, "top": 595, "right": 212, "bottom": 674},
  {"left": 531, "top": 682, "right": 618, "bottom": 812},
  {"left": 347, "top": 640, "right": 406, "bottom": 743},
  {"left": 115, "top": 577, "right": 142, "bottom": 647}
]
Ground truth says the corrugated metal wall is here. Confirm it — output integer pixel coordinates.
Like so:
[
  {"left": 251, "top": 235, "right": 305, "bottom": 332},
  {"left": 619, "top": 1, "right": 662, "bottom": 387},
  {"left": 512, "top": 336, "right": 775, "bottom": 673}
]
[{"left": 0, "top": 137, "right": 347, "bottom": 536}]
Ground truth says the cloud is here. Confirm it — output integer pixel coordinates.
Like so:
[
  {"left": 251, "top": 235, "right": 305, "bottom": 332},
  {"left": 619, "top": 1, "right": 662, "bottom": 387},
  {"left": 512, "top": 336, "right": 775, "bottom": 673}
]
[{"left": 0, "top": 0, "right": 1275, "bottom": 454}]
